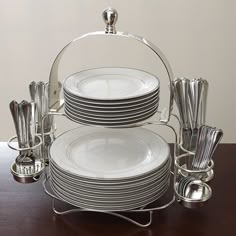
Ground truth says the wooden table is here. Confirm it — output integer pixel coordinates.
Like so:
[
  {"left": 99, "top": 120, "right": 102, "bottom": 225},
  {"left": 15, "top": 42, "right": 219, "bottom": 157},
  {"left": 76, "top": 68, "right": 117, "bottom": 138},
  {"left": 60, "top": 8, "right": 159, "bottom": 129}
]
[{"left": 0, "top": 143, "right": 235, "bottom": 236}]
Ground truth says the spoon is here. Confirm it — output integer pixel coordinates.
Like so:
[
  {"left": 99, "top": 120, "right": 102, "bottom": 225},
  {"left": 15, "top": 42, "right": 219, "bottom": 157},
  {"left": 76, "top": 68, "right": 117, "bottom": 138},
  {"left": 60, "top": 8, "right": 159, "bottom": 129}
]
[{"left": 184, "top": 180, "right": 208, "bottom": 200}]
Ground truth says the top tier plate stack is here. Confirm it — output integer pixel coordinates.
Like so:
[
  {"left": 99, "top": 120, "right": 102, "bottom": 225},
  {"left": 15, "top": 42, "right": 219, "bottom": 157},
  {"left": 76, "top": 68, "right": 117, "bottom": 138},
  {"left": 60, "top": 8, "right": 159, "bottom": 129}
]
[{"left": 63, "top": 67, "right": 160, "bottom": 127}]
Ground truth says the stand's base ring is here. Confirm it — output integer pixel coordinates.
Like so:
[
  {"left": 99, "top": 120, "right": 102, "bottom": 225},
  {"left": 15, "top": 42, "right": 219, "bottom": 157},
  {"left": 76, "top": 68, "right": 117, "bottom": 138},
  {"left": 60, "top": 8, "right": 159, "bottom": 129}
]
[
  {"left": 52, "top": 198, "right": 153, "bottom": 227},
  {"left": 43, "top": 174, "right": 175, "bottom": 227}
]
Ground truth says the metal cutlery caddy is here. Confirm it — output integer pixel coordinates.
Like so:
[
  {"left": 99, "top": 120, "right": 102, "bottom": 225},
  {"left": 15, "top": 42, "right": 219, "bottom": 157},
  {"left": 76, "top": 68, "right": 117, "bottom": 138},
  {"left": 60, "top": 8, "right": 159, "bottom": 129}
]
[{"left": 8, "top": 8, "right": 223, "bottom": 227}]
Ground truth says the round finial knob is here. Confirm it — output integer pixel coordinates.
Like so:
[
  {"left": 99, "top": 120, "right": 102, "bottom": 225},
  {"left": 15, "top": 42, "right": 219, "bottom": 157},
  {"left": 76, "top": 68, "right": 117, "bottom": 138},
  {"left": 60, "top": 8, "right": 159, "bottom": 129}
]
[{"left": 102, "top": 7, "right": 118, "bottom": 34}]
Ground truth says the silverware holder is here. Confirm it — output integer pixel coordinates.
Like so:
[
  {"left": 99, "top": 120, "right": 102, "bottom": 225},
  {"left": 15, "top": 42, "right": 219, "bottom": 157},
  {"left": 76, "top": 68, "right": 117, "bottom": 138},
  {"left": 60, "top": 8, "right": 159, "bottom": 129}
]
[
  {"left": 8, "top": 135, "right": 44, "bottom": 183},
  {"left": 175, "top": 152, "right": 214, "bottom": 182},
  {"left": 174, "top": 148, "right": 214, "bottom": 208}
]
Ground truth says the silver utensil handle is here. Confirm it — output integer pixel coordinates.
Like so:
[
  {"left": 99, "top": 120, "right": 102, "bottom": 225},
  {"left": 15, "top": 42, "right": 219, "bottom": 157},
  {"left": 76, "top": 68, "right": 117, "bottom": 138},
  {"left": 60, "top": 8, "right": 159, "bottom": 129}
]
[
  {"left": 48, "top": 8, "right": 174, "bottom": 123},
  {"left": 9, "top": 101, "right": 22, "bottom": 147}
]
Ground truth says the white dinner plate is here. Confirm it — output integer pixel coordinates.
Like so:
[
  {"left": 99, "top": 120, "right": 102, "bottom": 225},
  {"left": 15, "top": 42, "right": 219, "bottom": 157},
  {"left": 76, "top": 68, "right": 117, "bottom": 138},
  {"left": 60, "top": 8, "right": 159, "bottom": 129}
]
[
  {"left": 64, "top": 93, "right": 159, "bottom": 110},
  {"left": 50, "top": 166, "right": 170, "bottom": 195},
  {"left": 65, "top": 109, "right": 156, "bottom": 126},
  {"left": 50, "top": 127, "right": 170, "bottom": 179},
  {"left": 49, "top": 156, "right": 171, "bottom": 184},
  {"left": 50, "top": 159, "right": 170, "bottom": 190},
  {"left": 51, "top": 169, "right": 169, "bottom": 199},
  {"left": 51, "top": 174, "right": 169, "bottom": 203},
  {"left": 64, "top": 100, "right": 159, "bottom": 118},
  {"left": 64, "top": 105, "right": 158, "bottom": 121},
  {"left": 64, "top": 101, "right": 159, "bottom": 118},
  {"left": 64, "top": 99, "right": 159, "bottom": 115},
  {"left": 65, "top": 113, "right": 155, "bottom": 127},
  {"left": 50, "top": 180, "right": 169, "bottom": 211},
  {"left": 63, "top": 87, "right": 159, "bottom": 105},
  {"left": 50, "top": 167, "right": 170, "bottom": 197},
  {"left": 63, "top": 92, "right": 159, "bottom": 112},
  {"left": 63, "top": 67, "right": 160, "bottom": 101},
  {"left": 50, "top": 164, "right": 169, "bottom": 189}
]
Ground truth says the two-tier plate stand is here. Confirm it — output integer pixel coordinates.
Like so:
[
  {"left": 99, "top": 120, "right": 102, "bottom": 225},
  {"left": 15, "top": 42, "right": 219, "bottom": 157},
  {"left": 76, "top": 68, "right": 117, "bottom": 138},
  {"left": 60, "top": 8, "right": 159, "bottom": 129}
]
[{"left": 42, "top": 8, "right": 184, "bottom": 227}]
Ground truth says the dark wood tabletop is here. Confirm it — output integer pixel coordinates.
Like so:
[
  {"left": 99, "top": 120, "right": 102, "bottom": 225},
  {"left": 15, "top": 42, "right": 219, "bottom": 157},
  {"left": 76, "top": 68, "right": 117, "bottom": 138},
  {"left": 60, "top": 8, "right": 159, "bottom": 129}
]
[{"left": 0, "top": 142, "right": 235, "bottom": 236}]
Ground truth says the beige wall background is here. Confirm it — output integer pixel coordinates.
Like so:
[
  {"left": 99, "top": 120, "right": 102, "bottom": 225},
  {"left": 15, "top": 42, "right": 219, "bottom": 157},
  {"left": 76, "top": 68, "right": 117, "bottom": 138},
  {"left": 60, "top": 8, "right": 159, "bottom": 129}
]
[{"left": 0, "top": 0, "right": 235, "bottom": 142}]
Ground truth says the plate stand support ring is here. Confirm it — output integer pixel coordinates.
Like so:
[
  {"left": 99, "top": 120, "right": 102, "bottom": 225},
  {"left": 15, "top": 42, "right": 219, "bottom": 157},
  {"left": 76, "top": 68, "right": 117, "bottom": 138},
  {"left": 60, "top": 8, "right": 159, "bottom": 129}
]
[{"left": 51, "top": 197, "right": 153, "bottom": 227}]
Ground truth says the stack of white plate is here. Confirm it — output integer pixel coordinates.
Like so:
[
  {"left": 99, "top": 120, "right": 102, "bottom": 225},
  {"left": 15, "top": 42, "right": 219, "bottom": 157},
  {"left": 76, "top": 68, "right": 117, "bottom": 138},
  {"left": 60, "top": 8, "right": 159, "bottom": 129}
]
[
  {"left": 49, "top": 127, "right": 171, "bottom": 211},
  {"left": 63, "top": 67, "right": 160, "bottom": 127}
]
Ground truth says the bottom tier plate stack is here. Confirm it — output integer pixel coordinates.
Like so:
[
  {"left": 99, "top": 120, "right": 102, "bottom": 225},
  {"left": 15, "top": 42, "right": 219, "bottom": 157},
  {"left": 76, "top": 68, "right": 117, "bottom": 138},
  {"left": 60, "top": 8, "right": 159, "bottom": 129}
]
[{"left": 49, "top": 126, "right": 171, "bottom": 211}]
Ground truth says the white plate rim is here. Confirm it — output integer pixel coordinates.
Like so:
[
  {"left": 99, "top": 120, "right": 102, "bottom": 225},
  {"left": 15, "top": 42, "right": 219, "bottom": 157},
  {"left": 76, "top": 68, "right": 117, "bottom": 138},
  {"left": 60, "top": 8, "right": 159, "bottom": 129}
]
[
  {"left": 65, "top": 108, "right": 156, "bottom": 125},
  {"left": 64, "top": 94, "right": 160, "bottom": 111},
  {"left": 50, "top": 169, "right": 170, "bottom": 197},
  {"left": 63, "top": 67, "right": 160, "bottom": 101},
  {"left": 50, "top": 127, "right": 170, "bottom": 179},
  {"left": 51, "top": 174, "right": 170, "bottom": 202},
  {"left": 50, "top": 180, "right": 168, "bottom": 211},
  {"left": 49, "top": 156, "right": 171, "bottom": 185},
  {"left": 63, "top": 87, "right": 160, "bottom": 105},
  {"left": 50, "top": 164, "right": 170, "bottom": 191},
  {"left": 64, "top": 105, "right": 158, "bottom": 121},
  {"left": 64, "top": 100, "right": 159, "bottom": 118}
]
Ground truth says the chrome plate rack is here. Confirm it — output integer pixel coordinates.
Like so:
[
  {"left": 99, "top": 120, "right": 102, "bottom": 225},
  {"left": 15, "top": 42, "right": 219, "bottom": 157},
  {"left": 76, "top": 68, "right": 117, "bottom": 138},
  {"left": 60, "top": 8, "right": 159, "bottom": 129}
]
[
  {"left": 9, "top": 7, "right": 217, "bottom": 227},
  {"left": 42, "top": 113, "right": 178, "bottom": 227}
]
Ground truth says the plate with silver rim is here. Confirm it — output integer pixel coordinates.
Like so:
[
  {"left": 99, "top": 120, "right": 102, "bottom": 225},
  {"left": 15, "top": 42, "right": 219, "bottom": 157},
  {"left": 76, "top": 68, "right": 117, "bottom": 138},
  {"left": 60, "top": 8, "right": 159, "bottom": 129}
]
[
  {"left": 64, "top": 94, "right": 159, "bottom": 111},
  {"left": 50, "top": 179, "right": 169, "bottom": 206},
  {"left": 50, "top": 180, "right": 169, "bottom": 211},
  {"left": 50, "top": 155, "right": 171, "bottom": 182},
  {"left": 64, "top": 105, "right": 158, "bottom": 121},
  {"left": 49, "top": 126, "right": 170, "bottom": 180},
  {"left": 63, "top": 87, "right": 160, "bottom": 105},
  {"left": 50, "top": 167, "right": 170, "bottom": 196},
  {"left": 63, "top": 67, "right": 160, "bottom": 101},
  {"left": 65, "top": 100, "right": 159, "bottom": 117},
  {"left": 49, "top": 161, "right": 170, "bottom": 193},
  {"left": 50, "top": 182, "right": 170, "bottom": 208},
  {"left": 65, "top": 109, "right": 156, "bottom": 126},
  {"left": 64, "top": 100, "right": 159, "bottom": 118},
  {"left": 49, "top": 168, "right": 170, "bottom": 205},
  {"left": 49, "top": 154, "right": 171, "bottom": 184},
  {"left": 50, "top": 168, "right": 170, "bottom": 196},
  {"left": 50, "top": 173, "right": 170, "bottom": 202}
]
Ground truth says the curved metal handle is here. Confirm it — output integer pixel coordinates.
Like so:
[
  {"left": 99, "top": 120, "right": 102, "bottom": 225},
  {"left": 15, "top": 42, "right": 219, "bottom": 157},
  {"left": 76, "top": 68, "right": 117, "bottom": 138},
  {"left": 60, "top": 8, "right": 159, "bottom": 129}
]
[{"left": 48, "top": 8, "right": 174, "bottom": 122}]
